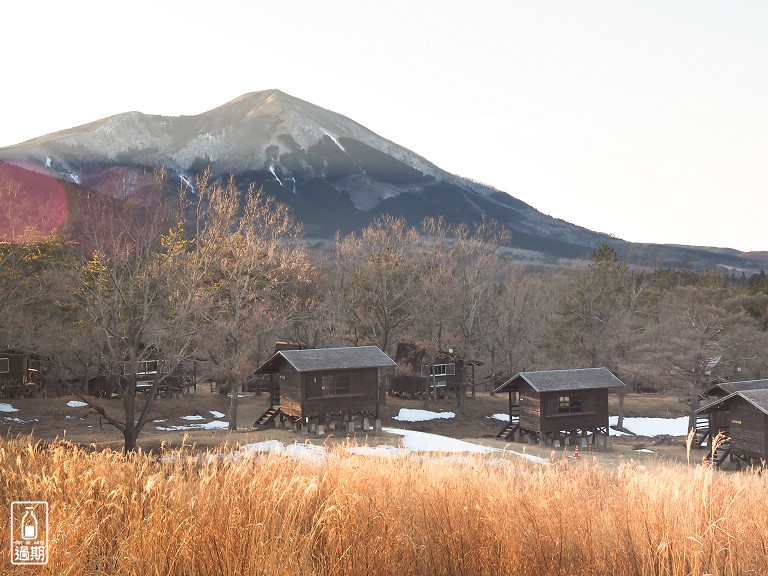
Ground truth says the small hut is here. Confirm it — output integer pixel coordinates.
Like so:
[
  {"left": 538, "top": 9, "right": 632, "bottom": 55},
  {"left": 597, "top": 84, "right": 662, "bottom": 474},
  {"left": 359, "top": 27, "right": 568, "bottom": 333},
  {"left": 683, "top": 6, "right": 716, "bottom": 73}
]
[
  {"left": 391, "top": 343, "right": 481, "bottom": 398},
  {"left": 87, "top": 350, "right": 195, "bottom": 398},
  {"left": 252, "top": 346, "right": 396, "bottom": 434},
  {"left": 493, "top": 367, "right": 626, "bottom": 448},
  {"left": 0, "top": 350, "right": 45, "bottom": 398},
  {"left": 691, "top": 379, "right": 768, "bottom": 448},
  {"left": 696, "top": 388, "right": 768, "bottom": 468}
]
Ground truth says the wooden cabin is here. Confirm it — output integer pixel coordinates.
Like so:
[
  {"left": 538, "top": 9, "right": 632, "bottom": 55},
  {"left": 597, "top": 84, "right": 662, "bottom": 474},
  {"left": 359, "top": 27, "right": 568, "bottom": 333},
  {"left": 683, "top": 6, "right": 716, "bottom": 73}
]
[
  {"left": 493, "top": 367, "right": 626, "bottom": 448},
  {"left": 0, "top": 350, "right": 45, "bottom": 398},
  {"left": 252, "top": 345, "right": 396, "bottom": 434},
  {"left": 696, "top": 388, "right": 768, "bottom": 468},
  {"left": 390, "top": 343, "right": 481, "bottom": 398},
  {"left": 87, "top": 353, "right": 195, "bottom": 398},
  {"left": 691, "top": 379, "right": 768, "bottom": 448},
  {"left": 245, "top": 341, "right": 306, "bottom": 393}
]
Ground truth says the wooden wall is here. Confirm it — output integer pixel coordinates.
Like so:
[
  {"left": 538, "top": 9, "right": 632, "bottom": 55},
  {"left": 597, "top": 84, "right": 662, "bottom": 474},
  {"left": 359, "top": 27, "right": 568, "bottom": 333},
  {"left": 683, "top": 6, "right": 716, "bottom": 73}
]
[
  {"left": 278, "top": 369, "right": 303, "bottom": 418},
  {"left": 728, "top": 396, "right": 768, "bottom": 459},
  {"left": 279, "top": 367, "right": 379, "bottom": 420},
  {"left": 0, "top": 353, "right": 27, "bottom": 382},
  {"left": 519, "top": 388, "right": 610, "bottom": 434},
  {"left": 519, "top": 390, "right": 542, "bottom": 432},
  {"left": 540, "top": 389, "right": 609, "bottom": 434},
  {"left": 709, "top": 409, "right": 730, "bottom": 432}
]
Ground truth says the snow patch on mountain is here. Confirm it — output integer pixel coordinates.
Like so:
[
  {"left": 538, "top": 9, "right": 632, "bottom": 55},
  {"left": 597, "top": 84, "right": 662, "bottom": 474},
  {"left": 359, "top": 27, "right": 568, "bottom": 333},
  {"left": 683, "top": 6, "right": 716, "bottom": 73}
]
[
  {"left": 269, "top": 165, "right": 283, "bottom": 186},
  {"left": 323, "top": 130, "right": 346, "bottom": 153}
]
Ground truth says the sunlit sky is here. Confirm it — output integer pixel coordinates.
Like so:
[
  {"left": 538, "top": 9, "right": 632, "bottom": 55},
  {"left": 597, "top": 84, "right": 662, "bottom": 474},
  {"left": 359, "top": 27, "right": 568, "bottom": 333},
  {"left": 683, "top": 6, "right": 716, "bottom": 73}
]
[{"left": 2, "top": 1, "right": 766, "bottom": 251}]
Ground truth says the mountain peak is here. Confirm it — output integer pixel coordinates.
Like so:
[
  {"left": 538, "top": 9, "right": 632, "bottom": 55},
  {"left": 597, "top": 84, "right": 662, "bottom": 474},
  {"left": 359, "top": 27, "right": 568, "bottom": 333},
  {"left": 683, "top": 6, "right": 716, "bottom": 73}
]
[{"left": 1, "top": 91, "right": 764, "bottom": 271}]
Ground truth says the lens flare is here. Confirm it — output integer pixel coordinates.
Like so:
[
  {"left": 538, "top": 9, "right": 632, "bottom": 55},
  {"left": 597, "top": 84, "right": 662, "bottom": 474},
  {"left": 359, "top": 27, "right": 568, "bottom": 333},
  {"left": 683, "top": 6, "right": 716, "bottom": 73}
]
[{"left": 0, "top": 161, "right": 69, "bottom": 243}]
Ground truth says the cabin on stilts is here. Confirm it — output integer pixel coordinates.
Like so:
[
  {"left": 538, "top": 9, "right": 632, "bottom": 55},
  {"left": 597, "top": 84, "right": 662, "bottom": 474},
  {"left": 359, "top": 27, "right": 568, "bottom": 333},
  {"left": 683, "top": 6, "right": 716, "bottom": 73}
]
[
  {"left": 0, "top": 350, "right": 47, "bottom": 398},
  {"left": 695, "top": 384, "right": 768, "bottom": 469},
  {"left": 252, "top": 345, "right": 396, "bottom": 434},
  {"left": 690, "top": 379, "right": 768, "bottom": 450},
  {"left": 390, "top": 342, "right": 482, "bottom": 399},
  {"left": 493, "top": 367, "right": 626, "bottom": 449}
]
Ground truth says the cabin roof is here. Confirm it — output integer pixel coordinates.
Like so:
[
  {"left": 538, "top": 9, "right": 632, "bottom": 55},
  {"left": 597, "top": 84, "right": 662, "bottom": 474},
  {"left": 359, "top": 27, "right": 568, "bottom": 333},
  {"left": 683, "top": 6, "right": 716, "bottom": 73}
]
[
  {"left": 394, "top": 343, "right": 483, "bottom": 366},
  {"left": 493, "top": 367, "right": 626, "bottom": 394},
  {"left": 696, "top": 388, "right": 768, "bottom": 416},
  {"left": 254, "top": 346, "right": 396, "bottom": 374},
  {"left": 704, "top": 379, "right": 768, "bottom": 397}
]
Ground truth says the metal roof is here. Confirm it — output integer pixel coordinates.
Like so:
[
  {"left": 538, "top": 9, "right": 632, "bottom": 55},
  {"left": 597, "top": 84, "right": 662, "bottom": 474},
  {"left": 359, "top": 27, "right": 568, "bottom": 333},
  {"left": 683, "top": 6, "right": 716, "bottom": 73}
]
[
  {"left": 697, "top": 388, "right": 768, "bottom": 417},
  {"left": 254, "top": 346, "right": 396, "bottom": 374},
  {"left": 493, "top": 367, "right": 626, "bottom": 394}
]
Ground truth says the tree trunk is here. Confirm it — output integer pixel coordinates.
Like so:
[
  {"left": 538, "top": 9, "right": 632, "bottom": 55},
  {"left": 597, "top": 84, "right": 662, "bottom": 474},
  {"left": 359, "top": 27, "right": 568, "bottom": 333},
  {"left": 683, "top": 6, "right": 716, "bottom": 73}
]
[
  {"left": 122, "top": 376, "right": 137, "bottom": 452},
  {"left": 229, "top": 378, "right": 238, "bottom": 431},
  {"left": 617, "top": 391, "right": 625, "bottom": 430},
  {"left": 123, "top": 429, "right": 138, "bottom": 452},
  {"left": 688, "top": 381, "right": 701, "bottom": 435}
]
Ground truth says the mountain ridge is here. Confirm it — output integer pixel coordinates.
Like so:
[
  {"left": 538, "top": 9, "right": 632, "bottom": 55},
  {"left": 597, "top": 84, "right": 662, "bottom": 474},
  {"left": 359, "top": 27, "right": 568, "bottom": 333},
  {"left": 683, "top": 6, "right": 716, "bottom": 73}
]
[{"left": 1, "top": 90, "right": 765, "bottom": 271}]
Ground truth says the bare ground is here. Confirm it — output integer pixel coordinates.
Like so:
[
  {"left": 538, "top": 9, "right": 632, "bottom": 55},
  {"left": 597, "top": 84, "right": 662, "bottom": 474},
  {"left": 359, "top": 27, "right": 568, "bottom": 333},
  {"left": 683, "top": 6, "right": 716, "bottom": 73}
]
[{"left": 0, "top": 388, "right": 703, "bottom": 467}]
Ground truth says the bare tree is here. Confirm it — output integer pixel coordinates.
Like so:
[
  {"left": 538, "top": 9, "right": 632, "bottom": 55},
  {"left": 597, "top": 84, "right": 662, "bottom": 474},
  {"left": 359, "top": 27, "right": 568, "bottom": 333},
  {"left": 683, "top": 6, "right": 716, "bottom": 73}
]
[
  {"left": 335, "top": 216, "right": 427, "bottom": 354},
  {"left": 64, "top": 173, "right": 218, "bottom": 451},
  {"left": 655, "top": 276, "right": 768, "bottom": 431},
  {"left": 486, "top": 267, "right": 567, "bottom": 378},
  {"left": 545, "top": 243, "right": 654, "bottom": 370},
  {"left": 422, "top": 217, "right": 511, "bottom": 408},
  {"left": 195, "top": 174, "right": 312, "bottom": 430}
]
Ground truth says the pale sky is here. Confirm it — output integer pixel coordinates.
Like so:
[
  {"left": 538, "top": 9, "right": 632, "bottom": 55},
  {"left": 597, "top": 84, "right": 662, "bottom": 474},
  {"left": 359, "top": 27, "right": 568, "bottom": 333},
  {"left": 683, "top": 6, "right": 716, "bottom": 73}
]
[{"left": 2, "top": 1, "right": 766, "bottom": 251}]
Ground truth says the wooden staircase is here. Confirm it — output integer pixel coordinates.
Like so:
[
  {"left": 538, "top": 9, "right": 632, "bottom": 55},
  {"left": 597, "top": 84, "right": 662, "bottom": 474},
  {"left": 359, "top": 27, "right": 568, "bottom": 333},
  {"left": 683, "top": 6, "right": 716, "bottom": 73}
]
[
  {"left": 253, "top": 406, "right": 281, "bottom": 429},
  {"left": 496, "top": 407, "right": 520, "bottom": 440},
  {"left": 691, "top": 416, "right": 711, "bottom": 448},
  {"left": 710, "top": 439, "right": 731, "bottom": 468}
]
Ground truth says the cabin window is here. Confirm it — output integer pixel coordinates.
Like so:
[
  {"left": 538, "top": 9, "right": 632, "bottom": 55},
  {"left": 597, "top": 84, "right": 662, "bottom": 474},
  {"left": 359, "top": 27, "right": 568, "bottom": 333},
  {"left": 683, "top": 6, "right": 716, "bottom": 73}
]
[
  {"left": 0, "top": 358, "right": 8, "bottom": 373},
  {"left": 558, "top": 395, "right": 582, "bottom": 414},
  {"left": 323, "top": 374, "right": 350, "bottom": 395},
  {"left": 124, "top": 360, "right": 163, "bottom": 376},
  {"left": 420, "top": 363, "right": 456, "bottom": 377},
  {"left": 307, "top": 373, "right": 362, "bottom": 398}
]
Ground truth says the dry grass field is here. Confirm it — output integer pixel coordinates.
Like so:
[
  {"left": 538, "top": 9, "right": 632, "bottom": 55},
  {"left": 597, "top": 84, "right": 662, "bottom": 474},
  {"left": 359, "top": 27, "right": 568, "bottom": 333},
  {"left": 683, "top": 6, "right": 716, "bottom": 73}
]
[
  {"left": 1, "top": 436, "right": 767, "bottom": 575},
  {"left": 2, "top": 391, "right": 766, "bottom": 574}
]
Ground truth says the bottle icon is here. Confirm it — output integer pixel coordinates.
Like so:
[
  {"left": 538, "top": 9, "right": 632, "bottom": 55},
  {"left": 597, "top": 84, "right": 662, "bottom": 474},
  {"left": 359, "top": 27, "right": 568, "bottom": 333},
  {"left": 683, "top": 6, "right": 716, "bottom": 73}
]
[{"left": 21, "top": 506, "right": 38, "bottom": 540}]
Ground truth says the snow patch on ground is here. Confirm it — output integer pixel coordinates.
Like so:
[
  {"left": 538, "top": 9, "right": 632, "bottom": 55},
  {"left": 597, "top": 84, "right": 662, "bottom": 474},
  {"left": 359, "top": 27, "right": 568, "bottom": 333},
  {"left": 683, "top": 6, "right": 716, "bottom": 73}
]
[
  {"left": 156, "top": 420, "right": 228, "bottom": 431},
  {"left": 609, "top": 416, "right": 689, "bottom": 437},
  {"left": 237, "top": 440, "right": 327, "bottom": 464},
  {"left": 181, "top": 415, "right": 205, "bottom": 421},
  {"left": 488, "top": 414, "right": 690, "bottom": 437},
  {"left": 385, "top": 428, "right": 495, "bottom": 454},
  {"left": 0, "top": 403, "right": 19, "bottom": 413},
  {"left": 392, "top": 409, "right": 455, "bottom": 422},
  {"left": 234, "top": 430, "right": 550, "bottom": 465},
  {"left": 3, "top": 417, "right": 39, "bottom": 424},
  {"left": 346, "top": 444, "right": 405, "bottom": 456},
  {"left": 67, "top": 400, "right": 88, "bottom": 408},
  {"left": 384, "top": 428, "right": 550, "bottom": 464},
  {"left": 209, "top": 410, "right": 225, "bottom": 419}
]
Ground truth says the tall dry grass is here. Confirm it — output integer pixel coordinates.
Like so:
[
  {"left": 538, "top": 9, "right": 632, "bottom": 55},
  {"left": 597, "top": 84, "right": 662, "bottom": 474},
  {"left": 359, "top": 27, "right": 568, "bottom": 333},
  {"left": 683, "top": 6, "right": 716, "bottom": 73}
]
[{"left": 1, "top": 437, "right": 767, "bottom": 576}]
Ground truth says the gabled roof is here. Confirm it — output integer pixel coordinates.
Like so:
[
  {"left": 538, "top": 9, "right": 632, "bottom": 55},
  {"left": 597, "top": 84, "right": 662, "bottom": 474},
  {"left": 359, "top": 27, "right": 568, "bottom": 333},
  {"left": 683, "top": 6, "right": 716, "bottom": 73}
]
[
  {"left": 696, "top": 388, "right": 768, "bottom": 417},
  {"left": 704, "top": 379, "right": 768, "bottom": 397},
  {"left": 254, "top": 346, "right": 396, "bottom": 374},
  {"left": 393, "top": 343, "right": 483, "bottom": 367},
  {"left": 493, "top": 367, "right": 626, "bottom": 394}
]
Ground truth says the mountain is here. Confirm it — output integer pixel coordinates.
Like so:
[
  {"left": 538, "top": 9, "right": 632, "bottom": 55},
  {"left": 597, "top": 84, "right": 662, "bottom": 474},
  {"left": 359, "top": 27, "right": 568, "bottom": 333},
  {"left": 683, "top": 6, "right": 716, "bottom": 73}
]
[{"left": 0, "top": 89, "right": 765, "bottom": 271}]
